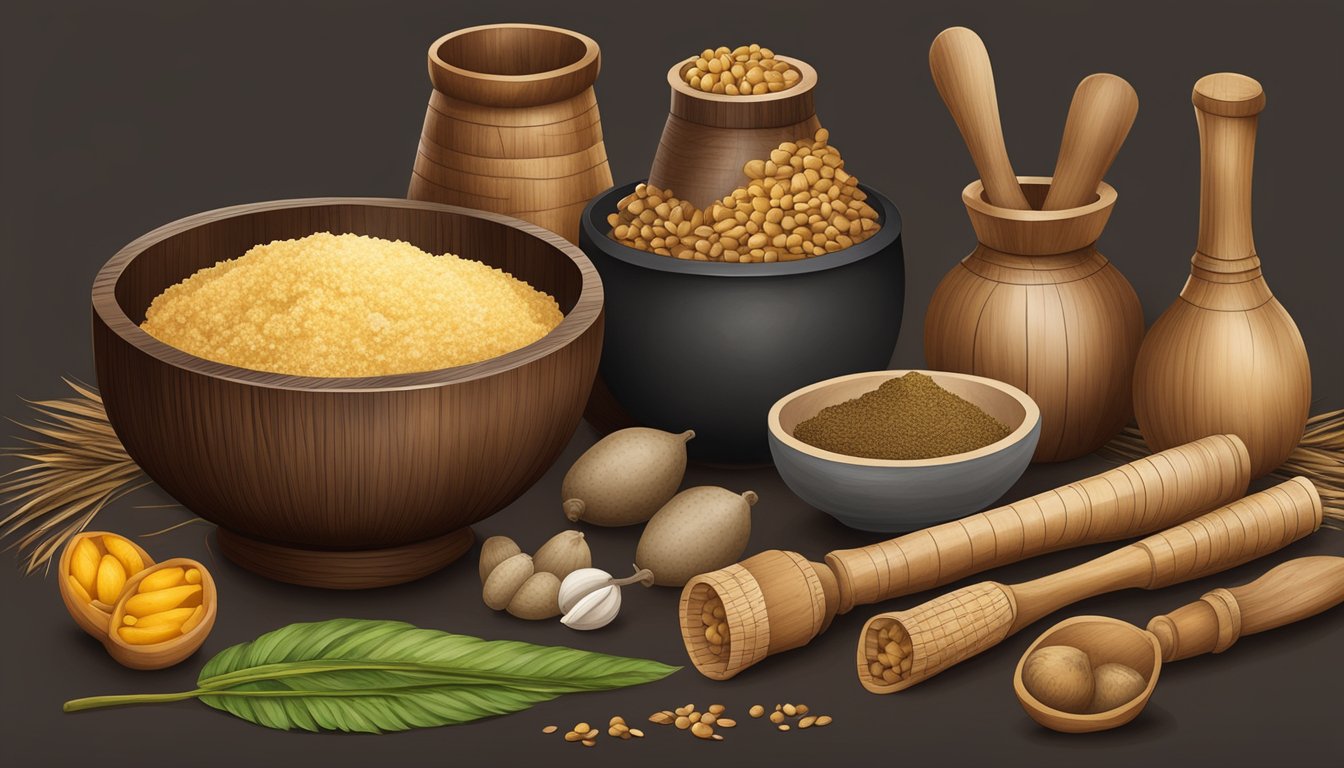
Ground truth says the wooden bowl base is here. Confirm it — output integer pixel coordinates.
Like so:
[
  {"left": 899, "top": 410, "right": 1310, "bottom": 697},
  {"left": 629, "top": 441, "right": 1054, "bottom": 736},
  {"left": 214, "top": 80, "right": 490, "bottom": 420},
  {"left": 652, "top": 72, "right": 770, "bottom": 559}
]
[{"left": 216, "top": 527, "right": 476, "bottom": 589}]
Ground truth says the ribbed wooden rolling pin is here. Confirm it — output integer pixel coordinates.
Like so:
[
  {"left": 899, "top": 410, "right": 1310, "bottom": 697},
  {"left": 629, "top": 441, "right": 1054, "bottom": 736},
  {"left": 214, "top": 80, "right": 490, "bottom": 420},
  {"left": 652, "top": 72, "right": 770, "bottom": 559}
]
[
  {"left": 857, "top": 476, "right": 1322, "bottom": 693},
  {"left": 1147, "top": 555, "right": 1344, "bottom": 661},
  {"left": 680, "top": 434, "right": 1251, "bottom": 680}
]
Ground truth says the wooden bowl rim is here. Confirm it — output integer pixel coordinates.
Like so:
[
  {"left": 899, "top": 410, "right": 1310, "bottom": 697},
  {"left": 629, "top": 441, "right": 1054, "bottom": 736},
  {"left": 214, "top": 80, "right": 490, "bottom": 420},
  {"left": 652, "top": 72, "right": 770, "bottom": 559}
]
[
  {"left": 92, "top": 197, "right": 604, "bottom": 392},
  {"left": 581, "top": 181, "right": 901, "bottom": 277},
  {"left": 428, "top": 23, "right": 599, "bottom": 91},
  {"left": 1013, "top": 615, "right": 1162, "bottom": 728},
  {"left": 666, "top": 54, "right": 818, "bottom": 105},
  {"left": 105, "top": 556, "right": 218, "bottom": 658},
  {"left": 767, "top": 369, "right": 1041, "bottom": 468},
  {"left": 962, "top": 176, "right": 1117, "bottom": 222}
]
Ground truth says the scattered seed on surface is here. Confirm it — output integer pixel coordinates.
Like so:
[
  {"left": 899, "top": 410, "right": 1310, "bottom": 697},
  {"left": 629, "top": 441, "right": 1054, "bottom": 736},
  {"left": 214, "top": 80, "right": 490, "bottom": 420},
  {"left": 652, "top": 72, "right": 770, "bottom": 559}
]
[
  {"left": 749, "top": 705, "right": 765, "bottom": 718},
  {"left": 582, "top": 739, "right": 596, "bottom": 747},
  {"left": 717, "top": 718, "right": 736, "bottom": 728},
  {"left": 629, "top": 729, "right": 645, "bottom": 738},
  {"left": 783, "top": 703, "right": 797, "bottom": 716},
  {"left": 691, "top": 722, "right": 714, "bottom": 739},
  {"left": 542, "top": 725, "right": 558, "bottom": 734},
  {"left": 799, "top": 716, "right": 817, "bottom": 728},
  {"left": 712, "top": 734, "right": 725, "bottom": 741},
  {"left": 778, "top": 724, "right": 791, "bottom": 732},
  {"left": 675, "top": 716, "right": 691, "bottom": 730},
  {"left": 816, "top": 715, "right": 833, "bottom": 727},
  {"left": 769, "top": 710, "right": 785, "bottom": 724},
  {"left": 708, "top": 704, "right": 725, "bottom": 714}
]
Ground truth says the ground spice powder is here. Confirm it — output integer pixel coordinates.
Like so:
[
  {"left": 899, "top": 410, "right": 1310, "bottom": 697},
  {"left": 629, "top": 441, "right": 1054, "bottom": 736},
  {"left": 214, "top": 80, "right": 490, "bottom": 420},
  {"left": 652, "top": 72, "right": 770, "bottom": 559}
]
[{"left": 793, "top": 372, "right": 1010, "bottom": 460}]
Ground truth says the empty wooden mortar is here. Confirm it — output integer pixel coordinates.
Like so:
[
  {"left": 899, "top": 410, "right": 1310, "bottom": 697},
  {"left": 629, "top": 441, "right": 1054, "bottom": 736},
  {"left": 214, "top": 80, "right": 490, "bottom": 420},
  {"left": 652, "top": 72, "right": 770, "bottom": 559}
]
[
  {"left": 408, "top": 24, "right": 614, "bottom": 243},
  {"left": 647, "top": 56, "right": 821, "bottom": 210},
  {"left": 680, "top": 434, "right": 1251, "bottom": 680},
  {"left": 924, "top": 176, "right": 1144, "bottom": 462},
  {"left": 1133, "top": 73, "right": 1310, "bottom": 478},
  {"left": 1017, "top": 556, "right": 1344, "bottom": 733},
  {"left": 92, "top": 198, "right": 604, "bottom": 589}
]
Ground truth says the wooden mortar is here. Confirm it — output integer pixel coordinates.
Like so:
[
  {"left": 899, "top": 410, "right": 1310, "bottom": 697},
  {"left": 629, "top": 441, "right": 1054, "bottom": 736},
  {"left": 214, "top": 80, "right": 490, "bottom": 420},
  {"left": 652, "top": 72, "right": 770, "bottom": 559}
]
[
  {"left": 647, "top": 56, "right": 821, "bottom": 210},
  {"left": 680, "top": 434, "right": 1250, "bottom": 680},
  {"left": 409, "top": 24, "right": 614, "bottom": 243},
  {"left": 924, "top": 176, "right": 1144, "bottom": 462}
]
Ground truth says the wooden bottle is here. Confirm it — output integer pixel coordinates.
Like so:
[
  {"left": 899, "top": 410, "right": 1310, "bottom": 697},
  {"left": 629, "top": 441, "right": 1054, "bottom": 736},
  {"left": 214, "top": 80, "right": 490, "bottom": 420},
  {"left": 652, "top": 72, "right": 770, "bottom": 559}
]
[
  {"left": 408, "top": 24, "right": 614, "bottom": 244},
  {"left": 680, "top": 435, "right": 1250, "bottom": 680},
  {"left": 1133, "top": 73, "right": 1311, "bottom": 478},
  {"left": 924, "top": 29, "right": 1144, "bottom": 462},
  {"left": 857, "top": 476, "right": 1322, "bottom": 693},
  {"left": 647, "top": 56, "right": 821, "bottom": 210}
]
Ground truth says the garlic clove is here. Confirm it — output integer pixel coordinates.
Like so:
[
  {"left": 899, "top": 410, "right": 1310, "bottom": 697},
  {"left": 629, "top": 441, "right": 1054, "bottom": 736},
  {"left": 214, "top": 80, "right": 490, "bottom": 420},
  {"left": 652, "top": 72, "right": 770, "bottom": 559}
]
[
  {"left": 561, "top": 585, "right": 622, "bottom": 630},
  {"left": 558, "top": 567, "right": 615, "bottom": 613}
]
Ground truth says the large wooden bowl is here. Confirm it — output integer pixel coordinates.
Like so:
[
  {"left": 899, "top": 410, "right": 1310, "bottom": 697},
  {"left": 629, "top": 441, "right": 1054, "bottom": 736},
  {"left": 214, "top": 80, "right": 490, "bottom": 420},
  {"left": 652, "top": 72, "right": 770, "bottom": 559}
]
[{"left": 92, "top": 198, "right": 604, "bottom": 589}]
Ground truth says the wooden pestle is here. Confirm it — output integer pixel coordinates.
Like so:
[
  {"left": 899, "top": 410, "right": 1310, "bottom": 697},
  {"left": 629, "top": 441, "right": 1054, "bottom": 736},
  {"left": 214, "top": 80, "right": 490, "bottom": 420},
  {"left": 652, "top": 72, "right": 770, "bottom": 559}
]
[
  {"left": 1147, "top": 556, "right": 1344, "bottom": 662},
  {"left": 929, "top": 27, "right": 1031, "bottom": 209},
  {"left": 680, "top": 434, "right": 1251, "bottom": 680},
  {"left": 1042, "top": 74, "right": 1139, "bottom": 210},
  {"left": 857, "top": 477, "right": 1322, "bottom": 693}
]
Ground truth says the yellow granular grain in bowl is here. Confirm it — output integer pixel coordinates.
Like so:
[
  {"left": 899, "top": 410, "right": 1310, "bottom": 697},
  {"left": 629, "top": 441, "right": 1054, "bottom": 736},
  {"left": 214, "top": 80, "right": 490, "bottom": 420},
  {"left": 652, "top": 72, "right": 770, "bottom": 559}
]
[{"left": 140, "top": 232, "right": 564, "bottom": 377}]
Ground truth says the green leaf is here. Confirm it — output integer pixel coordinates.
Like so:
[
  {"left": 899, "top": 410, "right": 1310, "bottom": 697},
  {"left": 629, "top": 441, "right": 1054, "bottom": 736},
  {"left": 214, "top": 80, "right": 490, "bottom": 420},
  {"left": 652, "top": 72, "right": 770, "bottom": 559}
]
[{"left": 63, "top": 619, "right": 680, "bottom": 734}]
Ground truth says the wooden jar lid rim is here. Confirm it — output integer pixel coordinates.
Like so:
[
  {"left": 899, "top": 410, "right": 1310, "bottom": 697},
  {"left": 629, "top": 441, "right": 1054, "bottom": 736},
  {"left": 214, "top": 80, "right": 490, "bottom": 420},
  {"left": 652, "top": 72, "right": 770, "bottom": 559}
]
[
  {"left": 962, "top": 176, "right": 1117, "bottom": 221},
  {"left": 667, "top": 55, "right": 818, "bottom": 129},
  {"left": 1192, "top": 73, "right": 1266, "bottom": 117},
  {"left": 428, "top": 24, "right": 601, "bottom": 108}
]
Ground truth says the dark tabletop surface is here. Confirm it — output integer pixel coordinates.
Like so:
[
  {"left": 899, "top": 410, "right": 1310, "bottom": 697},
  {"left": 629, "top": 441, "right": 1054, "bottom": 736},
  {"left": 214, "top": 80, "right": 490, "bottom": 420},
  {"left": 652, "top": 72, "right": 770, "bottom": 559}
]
[{"left": 2, "top": 1, "right": 1341, "bottom": 766}]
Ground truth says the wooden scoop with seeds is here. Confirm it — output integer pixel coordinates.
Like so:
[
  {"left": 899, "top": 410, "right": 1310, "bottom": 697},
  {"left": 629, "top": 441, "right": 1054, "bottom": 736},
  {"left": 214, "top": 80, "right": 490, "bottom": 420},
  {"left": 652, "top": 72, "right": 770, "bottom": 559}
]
[
  {"left": 857, "top": 478, "right": 1321, "bottom": 693},
  {"left": 679, "top": 435, "right": 1252, "bottom": 680}
]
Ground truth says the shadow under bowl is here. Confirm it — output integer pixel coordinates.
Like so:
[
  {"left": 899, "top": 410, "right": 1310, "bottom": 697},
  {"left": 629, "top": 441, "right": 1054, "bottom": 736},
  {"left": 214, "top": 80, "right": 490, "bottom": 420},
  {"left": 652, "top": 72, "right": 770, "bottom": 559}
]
[
  {"left": 578, "top": 180, "right": 904, "bottom": 465},
  {"left": 92, "top": 197, "right": 604, "bottom": 589},
  {"left": 1014, "top": 615, "right": 1162, "bottom": 734},
  {"left": 767, "top": 369, "right": 1040, "bottom": 531}
]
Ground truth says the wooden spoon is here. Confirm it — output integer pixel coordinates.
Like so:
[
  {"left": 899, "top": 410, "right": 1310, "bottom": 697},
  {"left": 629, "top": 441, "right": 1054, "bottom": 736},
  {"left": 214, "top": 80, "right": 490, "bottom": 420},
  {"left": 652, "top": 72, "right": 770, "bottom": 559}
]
[
  {"left": 1042, "top": 73, "right": 1139, "bottom": 210},
  {"left": 929, "top": 27, "right": 1030, "bottom": 209}
]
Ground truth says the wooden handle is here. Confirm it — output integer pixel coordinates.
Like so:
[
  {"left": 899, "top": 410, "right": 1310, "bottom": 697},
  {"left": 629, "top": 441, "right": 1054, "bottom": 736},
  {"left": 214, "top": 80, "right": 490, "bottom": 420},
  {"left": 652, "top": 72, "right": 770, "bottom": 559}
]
[
  {"left": 826, "top": 434, "right": 1250, "bottom": 613},
  {"left": 928, "top": 27, "right": 1031, "bottom": 209},
  {"left": 1009, "top": 477, "right": 1322, "bottom": 629},
  {"left": 857, "top": 477, "right": 1320, "bottom": 692},
  {"left": 1192, "top": 72, "right": 1264, "bottom": 267},
  {"left": 1147, "top": 556, "right": 1344, "bottom": 661},
  {"left": 1042, "top": 74, "right": 1139, "bottom": 210}
]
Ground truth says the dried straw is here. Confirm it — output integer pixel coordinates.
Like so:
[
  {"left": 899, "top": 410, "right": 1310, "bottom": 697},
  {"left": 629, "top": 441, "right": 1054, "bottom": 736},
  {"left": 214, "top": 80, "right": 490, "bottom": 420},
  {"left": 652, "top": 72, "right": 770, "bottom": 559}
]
[
  {"left": 1101, "top": 410, "right": 1344, "bottom": 529},
  {"left": 0, "top": 380, "right": 149, "bottom": 574}
]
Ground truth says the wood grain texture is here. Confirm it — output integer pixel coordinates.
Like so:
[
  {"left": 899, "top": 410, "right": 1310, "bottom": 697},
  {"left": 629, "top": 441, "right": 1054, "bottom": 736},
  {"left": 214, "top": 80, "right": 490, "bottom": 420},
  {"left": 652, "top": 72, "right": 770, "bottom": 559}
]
[
  {"left": 679, "top": 435, "right": 1249, "bottom": 680},
  {"left": 647, "top": 56, "right": 821, "bottom": 210},
  {"left": 1043, "top": 74, "right": 1139, "bottom": 210},
  {"left": 91, "top": 198, "right": 604, "bottom": 588},
  {"left": 104, "top": 557, "right": 217, "bottom": 670},
  {"left": 925, "top": 178, "right": 1143, "bottom": 461},
  {"left": 928, "top": 27, "right": 1031, "bottom": 209},
  {"left": 1147, "top": 556, "right": 1344, "bottom": 661},
  {"left": 1013, "top": 616, "right": 1161, "bottom": 733},
  {"left": 1133, "top": 73, "right": 1311, "bottom": 478},
  {"left": 857, "top": 476, "right": 1322, "bottom": 693},
  {"left": 409, "top": 24, "right": 613, "bottom": 243}
]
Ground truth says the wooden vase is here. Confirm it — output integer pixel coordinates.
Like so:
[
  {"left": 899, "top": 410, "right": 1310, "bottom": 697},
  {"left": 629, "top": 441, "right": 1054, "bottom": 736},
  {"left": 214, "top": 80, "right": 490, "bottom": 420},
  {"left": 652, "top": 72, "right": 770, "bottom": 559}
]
[
  {"left": 924, "top": 177, "right": 1144, "bottom": 462},
  {"left": 647, "top": 57, "right": 821, "bottom": 210},
  {"left": 1133, "top": 73, "right": 1310, "bottom": 478},
  {"left": 408, "top": 24, "right": 614, "bottom": 244}
]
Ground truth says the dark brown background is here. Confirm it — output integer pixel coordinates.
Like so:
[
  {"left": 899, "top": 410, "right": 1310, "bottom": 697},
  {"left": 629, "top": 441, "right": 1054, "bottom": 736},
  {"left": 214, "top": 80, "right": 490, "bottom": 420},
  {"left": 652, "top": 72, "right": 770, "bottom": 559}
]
[{"left": 2, "top": 1, "right": 1341, "bottom": 766}]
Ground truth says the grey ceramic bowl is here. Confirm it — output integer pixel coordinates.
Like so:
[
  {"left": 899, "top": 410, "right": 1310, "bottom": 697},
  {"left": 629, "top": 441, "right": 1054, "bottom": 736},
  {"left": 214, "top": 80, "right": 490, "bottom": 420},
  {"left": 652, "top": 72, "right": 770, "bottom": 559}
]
[{"left": 767, "top": 370, "right": 1041, "bottom": 532}]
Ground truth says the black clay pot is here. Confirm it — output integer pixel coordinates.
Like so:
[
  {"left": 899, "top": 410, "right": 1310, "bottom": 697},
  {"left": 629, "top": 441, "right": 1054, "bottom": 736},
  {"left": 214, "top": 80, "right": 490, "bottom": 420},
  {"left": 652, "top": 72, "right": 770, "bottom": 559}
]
[{"left": 578, "top": 181, "right": 904, "bottom": 465}]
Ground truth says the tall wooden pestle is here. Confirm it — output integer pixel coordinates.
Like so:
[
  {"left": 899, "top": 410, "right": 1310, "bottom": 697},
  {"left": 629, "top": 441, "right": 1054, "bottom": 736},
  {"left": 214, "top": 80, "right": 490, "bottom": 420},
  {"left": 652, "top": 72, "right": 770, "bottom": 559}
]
[
  {"left": 1043, "top": 74, "right": 1139, "bottom": 210},
  {"left": 1133, "top": 73, "right": 1311, "bottom": 478},
  {"left": 929, "top": 27, "right": 1030, "bottom": 209}
]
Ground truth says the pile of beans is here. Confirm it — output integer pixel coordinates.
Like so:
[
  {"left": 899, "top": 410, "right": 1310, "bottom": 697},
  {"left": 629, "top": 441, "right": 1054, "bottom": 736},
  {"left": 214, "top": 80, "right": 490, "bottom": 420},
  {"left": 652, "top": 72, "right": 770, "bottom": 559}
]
[
  {"left": 867, "top": 618, "right": 914, "bottom": 684},
  {"left": 607, "top": 129, "right": 881, "bottom": 263},
  {"left": 681, "top": 44, "right": 800, "bottom": 95},
  {"left": 544, "top": 717, "right": 645, "bottom": 747},
  {"left": 699, "top": 594, "right": 729, "bottom": 657}
]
